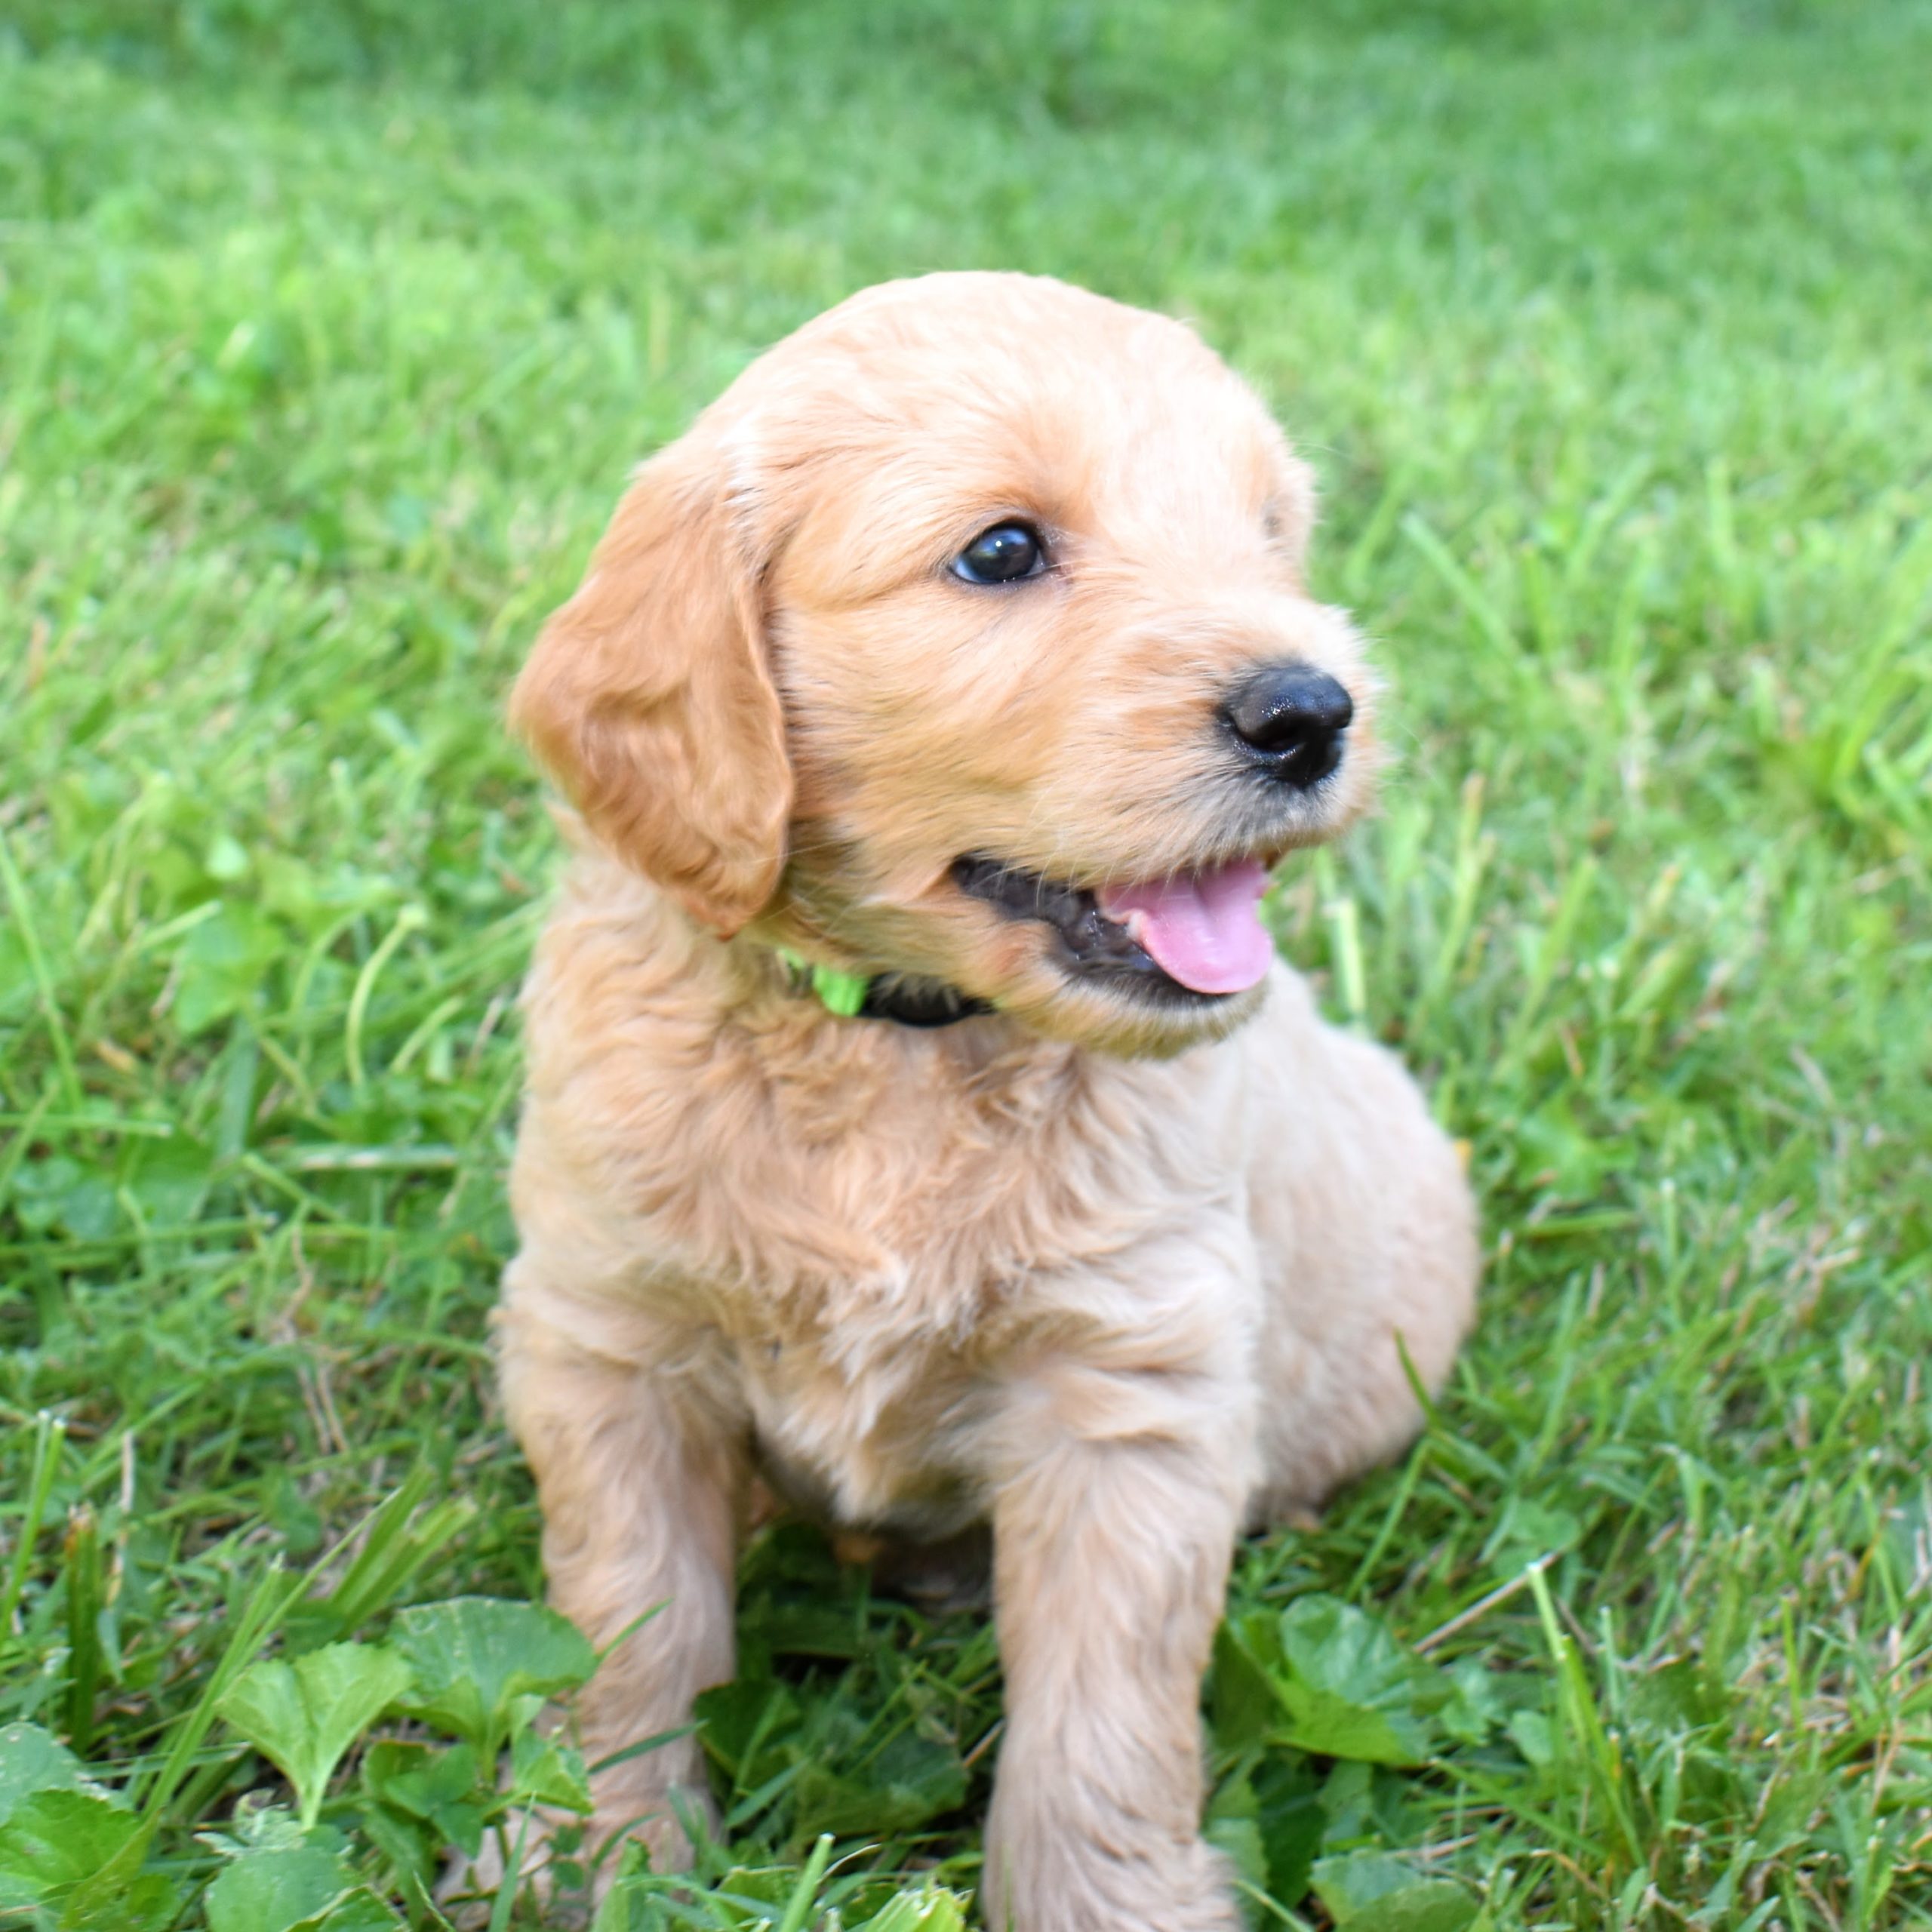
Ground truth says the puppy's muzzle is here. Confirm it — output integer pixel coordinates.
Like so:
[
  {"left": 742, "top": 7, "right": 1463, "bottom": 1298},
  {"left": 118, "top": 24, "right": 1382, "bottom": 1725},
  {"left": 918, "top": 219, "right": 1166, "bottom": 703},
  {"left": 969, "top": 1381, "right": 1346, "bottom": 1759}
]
[{"left": 1222, "top": 660, "right": 1354, "bottom": 790}]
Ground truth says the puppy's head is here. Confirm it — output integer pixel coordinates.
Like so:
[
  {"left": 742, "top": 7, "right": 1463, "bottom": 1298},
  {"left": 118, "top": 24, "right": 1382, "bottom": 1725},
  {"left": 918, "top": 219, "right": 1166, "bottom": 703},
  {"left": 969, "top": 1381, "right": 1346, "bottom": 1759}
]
[{"left": 514, "top": 273, "right": 1377, "bottom": 1056}]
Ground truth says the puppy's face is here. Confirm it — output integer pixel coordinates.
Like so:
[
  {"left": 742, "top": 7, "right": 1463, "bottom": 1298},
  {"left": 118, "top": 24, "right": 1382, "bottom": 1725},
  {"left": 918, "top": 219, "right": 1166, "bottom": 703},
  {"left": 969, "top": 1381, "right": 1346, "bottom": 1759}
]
[{"left": 515, "top": 274, "right": 1377, "bottom": 1056}]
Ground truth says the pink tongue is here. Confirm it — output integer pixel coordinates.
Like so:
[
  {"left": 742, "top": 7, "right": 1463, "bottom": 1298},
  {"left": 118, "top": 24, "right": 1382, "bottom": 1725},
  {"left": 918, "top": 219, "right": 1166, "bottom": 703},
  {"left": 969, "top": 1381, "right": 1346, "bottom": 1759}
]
[{"left": 1097, "top": 859, "right": 1274, "bottom": 995}]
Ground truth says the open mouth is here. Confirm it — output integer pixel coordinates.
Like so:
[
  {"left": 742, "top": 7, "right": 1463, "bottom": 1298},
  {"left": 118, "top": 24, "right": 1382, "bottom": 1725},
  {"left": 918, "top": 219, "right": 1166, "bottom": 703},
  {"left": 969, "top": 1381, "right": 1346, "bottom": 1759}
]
[{"left": 952, "top": 853, "right": 1276, "bottom": 1003}]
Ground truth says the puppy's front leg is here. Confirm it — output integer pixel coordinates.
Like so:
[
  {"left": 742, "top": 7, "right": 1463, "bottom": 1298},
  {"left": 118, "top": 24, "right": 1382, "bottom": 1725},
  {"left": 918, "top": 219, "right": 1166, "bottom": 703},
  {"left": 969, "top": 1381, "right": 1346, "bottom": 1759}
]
[
  {"left": 496, "top": 1289, "right": 740, "bottom": 1874},
  {"left": 983, "top": 1265, "right": 1257, "bottom": 1932}
]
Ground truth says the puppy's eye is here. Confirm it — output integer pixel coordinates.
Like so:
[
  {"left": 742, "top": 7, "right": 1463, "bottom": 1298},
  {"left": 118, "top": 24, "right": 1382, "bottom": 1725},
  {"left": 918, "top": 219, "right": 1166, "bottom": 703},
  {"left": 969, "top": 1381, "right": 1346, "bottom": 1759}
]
[{"left": 952, "top": 522, "right": 1045, "bottom": 585}]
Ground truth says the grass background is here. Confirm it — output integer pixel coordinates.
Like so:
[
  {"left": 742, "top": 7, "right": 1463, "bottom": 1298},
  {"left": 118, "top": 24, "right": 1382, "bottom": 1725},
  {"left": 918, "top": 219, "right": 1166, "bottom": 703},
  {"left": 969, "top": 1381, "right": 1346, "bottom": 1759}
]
[{"left": 2, "top": 0, "right": 1929, "bottom": 1924}]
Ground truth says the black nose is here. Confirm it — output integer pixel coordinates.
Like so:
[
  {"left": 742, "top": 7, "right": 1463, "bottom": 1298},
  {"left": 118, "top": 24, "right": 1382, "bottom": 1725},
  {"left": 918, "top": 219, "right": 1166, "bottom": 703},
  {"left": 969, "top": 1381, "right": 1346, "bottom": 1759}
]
[{"left": 1223, "top": 661, "right": 1354, "bottom": 788}]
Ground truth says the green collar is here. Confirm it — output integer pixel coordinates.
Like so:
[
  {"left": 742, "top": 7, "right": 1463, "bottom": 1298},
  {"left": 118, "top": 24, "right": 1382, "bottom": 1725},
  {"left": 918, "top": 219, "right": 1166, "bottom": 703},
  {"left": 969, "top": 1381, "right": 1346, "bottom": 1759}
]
[
  {"left": 775, "top": 947, "right": 871, "bottom": 1018},
  {"left": 774, "top": 948, "right": 993, "bottom": 1028}
]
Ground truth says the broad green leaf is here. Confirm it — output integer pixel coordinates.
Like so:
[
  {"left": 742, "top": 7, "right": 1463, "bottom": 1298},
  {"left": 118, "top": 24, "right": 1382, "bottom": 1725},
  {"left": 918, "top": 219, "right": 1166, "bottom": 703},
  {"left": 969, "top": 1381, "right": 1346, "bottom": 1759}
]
[
  {"left": 392, "top": 1597, "right": 596, "bottom": 1756},
  {"left": 792, "top": 1727, "right": 965, "bottom": 1838},
  {"left": 175, "top": 903, "right": 283, "bottom": 1035},
  {"left": 694, "top": 1675, "right": 803, "bottom": 1789},
  {"left": 1210, "top": 1751, "right": 1324, "bottom": 1911},
  {"left": 288, "top": 1887, "right": 403, "bottom": 1931},
  {"left": 1438, "top": 1657, "right": 1507, "bottom": 1749},
  {"left": 121, "top": 1131, "right": 216, "bottom": 1226},
  {"left": 362, "top": 1743, "right": 479, "bottom": 1810},
  {"left": 0, "top": 1723, "right": 117, "bottom": 1829},
  {"left": 1204, "top": 1807, "right": 1269, "bottom": 1896},
  {"left": 1482, "top": 1496, "right": 1583, "bottom": 1577},
  {"left": 9, "top": 1154, "right": 119, "bottom": 1240},
  {"left": 1254, "top": 1751, "right": 1324, "bottom": 1906},
  {"left": 361, "top": 1738, "right": 489, "bottom": 1855},
  {"left": 509, "top": 1727, "right": 594, "bottom": 1813},
  {"left": 218, "top": 1641, "right": 415, "bottom": 1829},
  {"left": 0, "top": 1788, "right": 140, "bottom": 1887},
  {"left": 1315, "top": 1758, "right": 1380, "bottom": 1844},
  {"left": 207, "top": 1845, "right": 401, "bottom": 1932},
  {"left": 1211, "top": 1617, "right": 1285, "bottom": 1752},
  {"left": 56, "top": 1877, "right": 180, "bottom": 1932},
  {"left": 1507, "top": 1708, "right": 1555, "bottom": 1767},
  {"left": 263, "top": 1465, "right": 326, "bottom": 1557},
  {"left": 205, "top": 1844, "right": 360, "bottom": 1932},
  {"left": 1271, "top": 1595, "right": 1441, "bottom": 1767},
  {"left": 207, "top": 830, "right": 251, "bottom": 881},
  {"left": 857, "top": 1887, "right": 970, "bottom": 1931},
  {"left": 355, "top": 1802, "right": 440, "bottom": 1906},
  {"left": 0, "top": 1789, "right": 165, "bottom": 1924},
  {"left": 709, "top": 1866, "right": 796, "bottom": 1924},
  {"left": 1311, "top": 1854, "right": 1479, "bottom": 1932}
]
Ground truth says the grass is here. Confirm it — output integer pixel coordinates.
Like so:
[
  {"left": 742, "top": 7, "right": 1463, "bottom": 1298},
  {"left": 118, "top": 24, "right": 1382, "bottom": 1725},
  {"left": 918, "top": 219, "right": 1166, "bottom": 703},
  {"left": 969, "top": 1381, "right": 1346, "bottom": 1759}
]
[{"left": 1, "top": 0, "right": 1928, "bottom": 1924}]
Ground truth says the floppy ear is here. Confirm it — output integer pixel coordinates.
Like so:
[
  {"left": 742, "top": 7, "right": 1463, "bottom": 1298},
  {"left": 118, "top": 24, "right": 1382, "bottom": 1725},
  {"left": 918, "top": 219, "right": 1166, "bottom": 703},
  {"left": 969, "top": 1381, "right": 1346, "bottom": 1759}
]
[{"left": 510, "top": 431, "right": 792, "bottom": 934}]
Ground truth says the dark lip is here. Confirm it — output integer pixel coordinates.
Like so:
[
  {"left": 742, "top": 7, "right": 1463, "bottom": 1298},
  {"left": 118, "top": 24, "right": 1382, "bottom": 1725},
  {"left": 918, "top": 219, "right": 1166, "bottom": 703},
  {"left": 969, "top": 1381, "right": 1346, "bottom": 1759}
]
[{"left": 950, "top": 854, "right": 1235, "bottom": 1007}]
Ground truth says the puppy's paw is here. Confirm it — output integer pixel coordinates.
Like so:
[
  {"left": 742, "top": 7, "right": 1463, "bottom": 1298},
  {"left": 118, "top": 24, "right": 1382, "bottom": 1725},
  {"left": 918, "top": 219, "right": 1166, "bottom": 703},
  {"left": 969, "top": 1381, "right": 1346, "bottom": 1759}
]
[
  {"left": 1110, "top": 1840, "right": 1247, "bottom": 1932},
  {"left": 1243, "top": 1483, "right": 1324, "bottom": 1534},
  {"left": 436, "top": 1798, "right": 716, "bottom": 1926},
  {"left": 1167, "top": 1842, "right": 1251, "bottom": 1932},
  {"left": 991, "top": 1836, "right": 1245, "bottom": 1932},
  {"left": 435, "top": 1809, "right": 584, "bottom": 1930}
]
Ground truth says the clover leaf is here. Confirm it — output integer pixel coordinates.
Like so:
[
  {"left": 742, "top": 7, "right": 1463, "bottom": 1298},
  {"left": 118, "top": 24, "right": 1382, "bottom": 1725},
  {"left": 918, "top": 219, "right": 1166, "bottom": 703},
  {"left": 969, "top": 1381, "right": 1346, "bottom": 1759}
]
[
  {"left": 391, "top": 1596, "right": 596, "bottom": 1758},
  {"left": 218, "top": 1641, "right": 415, "bottom": 1829}
]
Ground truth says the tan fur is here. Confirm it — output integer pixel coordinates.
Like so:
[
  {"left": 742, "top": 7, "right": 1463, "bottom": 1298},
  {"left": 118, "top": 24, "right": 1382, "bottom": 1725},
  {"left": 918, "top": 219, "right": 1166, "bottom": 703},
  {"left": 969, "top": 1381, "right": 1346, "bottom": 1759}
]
[{"left": 495, "top": 272, "right": 1478, "bottom": 1930}]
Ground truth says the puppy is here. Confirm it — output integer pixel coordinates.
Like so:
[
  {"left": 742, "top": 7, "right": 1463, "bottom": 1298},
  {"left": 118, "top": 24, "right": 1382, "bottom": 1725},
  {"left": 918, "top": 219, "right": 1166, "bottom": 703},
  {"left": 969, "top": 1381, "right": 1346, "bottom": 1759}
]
[{"left": 498, "top": 272, "right": 1478, "bottom": 1932}]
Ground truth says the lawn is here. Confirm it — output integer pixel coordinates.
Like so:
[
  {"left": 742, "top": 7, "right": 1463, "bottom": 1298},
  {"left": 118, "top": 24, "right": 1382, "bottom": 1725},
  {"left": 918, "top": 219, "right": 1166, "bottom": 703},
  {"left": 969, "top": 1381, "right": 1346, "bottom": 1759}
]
[{"left": 1, "top": 0, "right": 1929, "bottom": 1925}]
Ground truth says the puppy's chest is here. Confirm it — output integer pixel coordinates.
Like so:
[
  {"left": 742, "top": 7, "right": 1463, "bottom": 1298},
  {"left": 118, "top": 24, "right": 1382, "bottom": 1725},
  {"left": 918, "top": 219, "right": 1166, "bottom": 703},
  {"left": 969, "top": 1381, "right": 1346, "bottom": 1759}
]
[
  {"left": 732, "top": 1314, "right": 987, "bottom": 1531},
  {"left": 646, "top": 1046, "right": 1235, "bottom": 1518},
  {"left": 685, "top": 1088, "right": 1137, "bottom": 1352},
  {"left": 552, "top": 1004, "right": 1251, "bottom": 1512},
  {"left": 642, "top": 1033, "right": 1208, "bottom": 1315}
]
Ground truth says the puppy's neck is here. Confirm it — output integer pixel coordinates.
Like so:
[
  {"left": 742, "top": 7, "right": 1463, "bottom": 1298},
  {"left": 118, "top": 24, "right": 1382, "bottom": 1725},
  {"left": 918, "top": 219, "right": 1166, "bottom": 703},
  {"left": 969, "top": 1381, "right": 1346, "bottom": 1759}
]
[{"left": 567, "top": 857, "right": 1038, "bottom": 1066}]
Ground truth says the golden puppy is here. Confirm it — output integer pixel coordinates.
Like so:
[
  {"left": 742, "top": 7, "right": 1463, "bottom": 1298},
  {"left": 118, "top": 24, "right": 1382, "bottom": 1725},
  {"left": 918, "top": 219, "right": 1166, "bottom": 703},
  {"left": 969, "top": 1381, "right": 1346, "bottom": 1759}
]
[{"left": 498, "top": 272, "right": 1478, "bottom": 1931}]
